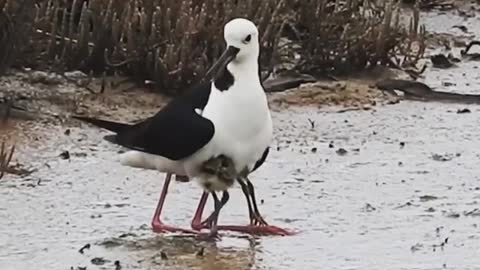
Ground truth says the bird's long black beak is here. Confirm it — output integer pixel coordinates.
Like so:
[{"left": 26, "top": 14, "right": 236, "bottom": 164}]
[{"left": 204, "top": 46, "right": 240, "bottom": 81}]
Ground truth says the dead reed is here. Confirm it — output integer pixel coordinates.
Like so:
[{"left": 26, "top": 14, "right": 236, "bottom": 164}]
[
  {"left": 0, "top": 141, "right": 15, "bottom": 179},
  {"left": 282, "top": 0, "right": 426, "bottom": 75},
  {"left": 0, "top": 0, "right": 425, "bottom": 93}
]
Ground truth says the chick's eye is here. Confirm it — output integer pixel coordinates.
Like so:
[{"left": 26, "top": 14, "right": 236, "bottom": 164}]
[{"left": 243, "top": 34, "right": 252, "bottom": 43}]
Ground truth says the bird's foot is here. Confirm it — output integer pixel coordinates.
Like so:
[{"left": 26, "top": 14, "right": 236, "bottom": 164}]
[
  {"left": 191, "top": 209, "right": 220, "bottom": 231},
  {"left": 250, "top": 213, "right": 269, "bottom": 226},
  {"left": 191, "top": 218, "right": 212, "bottom": 231},
  {"left": 191, "top": 218, "right": 220, "bottom": 241},
  {"left": 199, "top": 215, "right": 217, "bottom": 229},
  {"left": 216, "top": 224, "right": 295, "bottom": 236},
  {"left": 152, "top": 220, "right": 198, "bottom": 234}
]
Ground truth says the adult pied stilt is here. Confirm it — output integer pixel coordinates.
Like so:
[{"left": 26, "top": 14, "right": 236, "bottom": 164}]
[{"left": 74, "top": 18, "right": 290, "bottom": 236}]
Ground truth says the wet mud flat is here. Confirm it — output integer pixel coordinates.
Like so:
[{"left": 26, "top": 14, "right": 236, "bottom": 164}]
[
  {"left": 3, "top": 97, "right": 480, "bottom": 270},
  {"left": 3, "top": 7, "right": 480, "bottom": 270}
]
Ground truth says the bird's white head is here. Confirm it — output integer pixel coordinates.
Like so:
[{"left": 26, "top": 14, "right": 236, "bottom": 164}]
[
  {"left": 223, "top": 18, "right": 259, "bottom": 63},
  {"left": 205, "top": 18, "right": 260, "bottom": 80}
]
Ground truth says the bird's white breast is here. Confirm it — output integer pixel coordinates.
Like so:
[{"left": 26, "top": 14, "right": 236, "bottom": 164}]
[{"left": 188, "top": 77, "right": 272, "bottom": 175}]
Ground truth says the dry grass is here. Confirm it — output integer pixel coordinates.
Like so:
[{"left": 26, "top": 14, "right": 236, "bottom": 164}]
[
  {"left": 0, "top": 141, "right": 15, "bottom": 179},
  {"left": 1, "top": 0, "right": 286, "bottom": 94},
  {"left": 0, "top": 0, "right": 425, "bottom": 94},
  {"left": 282, "top": 0, "right": 426, "bottom": 75}
]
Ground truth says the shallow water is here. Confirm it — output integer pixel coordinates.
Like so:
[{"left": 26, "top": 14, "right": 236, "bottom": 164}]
[{"left": 3, "top": 9, "right": 480, "bottom": 270}]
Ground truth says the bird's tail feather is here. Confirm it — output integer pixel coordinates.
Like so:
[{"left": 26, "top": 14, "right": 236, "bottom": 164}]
[{"left": 72, "top": 116, "right": 131, "bottom": 133}]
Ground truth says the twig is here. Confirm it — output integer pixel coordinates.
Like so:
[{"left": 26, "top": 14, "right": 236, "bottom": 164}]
[
  {"left": 34, "top": 28, "right": 96, "bottom": 48},
  {"left": 1, "top": 100, "right": 12, "bottom": 124},
  {"left": 103, "top": 41, "right": 168, "bottom": 68},
  {"left": 461, "top": 41, "right": 480, "bottom": 56},
  {"left": 0, "top": 141, "right": 15, "bottom": 179}
]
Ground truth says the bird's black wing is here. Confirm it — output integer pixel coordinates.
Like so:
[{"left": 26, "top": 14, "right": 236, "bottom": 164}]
[
  {"left": 76, "top": 81, "right": 215, "bottom": 161},
  {"left": 251, "top": 147, "right": 269, "bottom": 173}
]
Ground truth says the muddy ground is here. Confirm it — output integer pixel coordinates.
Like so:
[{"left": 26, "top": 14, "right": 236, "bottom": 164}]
[{"left": 3, "top": 5, "right": 480, "bottom": 270}]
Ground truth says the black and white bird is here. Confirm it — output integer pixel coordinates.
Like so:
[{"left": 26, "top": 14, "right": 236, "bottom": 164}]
[{"left": 74, "top": 18, "right": 290, "bottom": 236}]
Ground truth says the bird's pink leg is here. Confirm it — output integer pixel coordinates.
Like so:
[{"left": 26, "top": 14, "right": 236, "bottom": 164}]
[
  {"left": 214, "top": 225, "right": 295, "bottom": 236},
  {"left": 190, "top": 191, "right": 209, "bottom": 231},
  {"left": 151, "top": 173, "right": 197, "bottom": 234}
]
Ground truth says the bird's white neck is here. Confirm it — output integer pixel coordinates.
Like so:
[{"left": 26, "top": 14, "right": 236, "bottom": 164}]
[{"left": 227, "top": 57, "right": 260, "bottom": 83}]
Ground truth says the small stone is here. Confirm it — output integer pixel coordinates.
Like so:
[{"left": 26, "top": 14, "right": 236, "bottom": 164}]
[
  {"left": 453, "top": 25, "right": 468, "bottom": 33},
  {"left": 160, "top": 251, "right": 168, "bottom": 260},
  {"left": 336, "top": 148, "right": 348, "bottom": 155},
  {"left": 442, "top": 81, "right": 455, "bottom": 87},
  {"left": 114, "top": 260, "right": 122, "bottom": 270},
  {"left": 29, "top": 71, "right": 64, "bottom": 85},
  {"left": 431, "top": 153, "right": 453, "bottom": 162},
  {"left": 65, "top": 70, "right": 88, "bottom": 80},
  {"left": 446, "top": 212, "right": 461, "bottom": 218},
  {"left": 91, "top": 257, "right": 109, "bottom": 265},
  {"left": 420, "top": 195, "right": 438, "bottom": 202},
  {"left": 457, "top": 108, "right": 471, "bottom": 114},
  {"left": 196, "top": 247, "right": 205, "bottom": 257},
  {"left": 431, "top": 54, "right": 454, "bottom": 68},
  {"left": 363, "top": 203, "right": 376, "bottom": 212},
  {"left": 410, "top": 243, "right": 423, "bottom": 252},
  {"left": 59, "top": 151, "right": 70, "bottom": 160}
]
